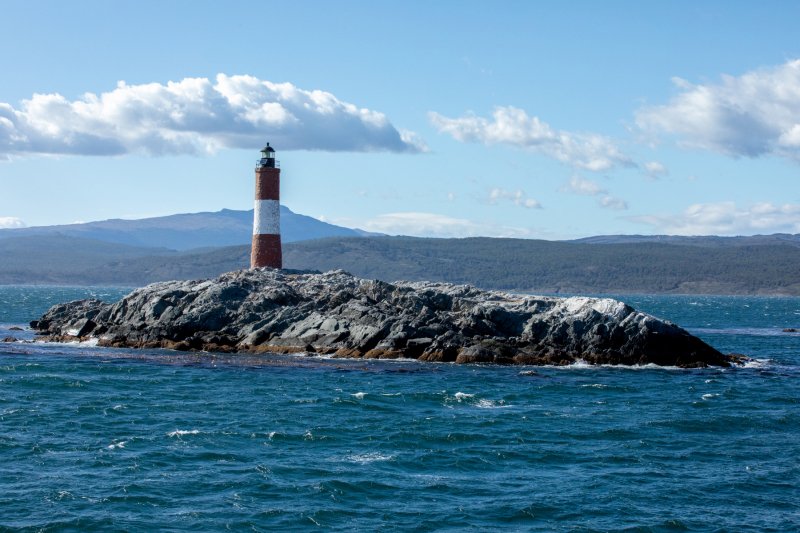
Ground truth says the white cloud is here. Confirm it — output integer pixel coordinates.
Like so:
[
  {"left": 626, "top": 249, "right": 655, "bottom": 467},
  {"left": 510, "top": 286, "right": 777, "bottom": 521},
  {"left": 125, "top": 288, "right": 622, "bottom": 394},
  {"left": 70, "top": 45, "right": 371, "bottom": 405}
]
[
  {"left": 0, "top": 74, "right": 424, "bottom": 158},
  {"left": 488, "top": 188, "right": 542, "bottom": 209},
  {"left": 562, "top": 176, "right": 606, "bottom": 196},
  {"left": 360, "top": 211, "right": 534, "bottom": 238},
  {"left": 429, "top": 106, "right": 633, "bottom": 171},
  {"left": 644, "top": 161, "right": 668, "bottom": 179},
  {"left": 561, "top": 176, "right": 628, "bottom": 210},
  {"left": 0, "top": 216, "right": 26, "bottom": 228},
  {"left": 598, "top": 195, "right": 628, "bottom": 210},
  {"left": 636, "top": 59, "right": 800, "bottom": 161},
  {"left": 629, "top": 202, "right": 800, "bottom": 235}
]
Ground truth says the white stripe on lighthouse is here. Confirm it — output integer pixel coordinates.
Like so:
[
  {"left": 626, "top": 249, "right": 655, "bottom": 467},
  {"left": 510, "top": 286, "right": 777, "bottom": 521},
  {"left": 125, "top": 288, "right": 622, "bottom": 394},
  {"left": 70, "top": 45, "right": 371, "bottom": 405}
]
[{"left": 253, "top": 199, "right": 280, "bottom": 235}]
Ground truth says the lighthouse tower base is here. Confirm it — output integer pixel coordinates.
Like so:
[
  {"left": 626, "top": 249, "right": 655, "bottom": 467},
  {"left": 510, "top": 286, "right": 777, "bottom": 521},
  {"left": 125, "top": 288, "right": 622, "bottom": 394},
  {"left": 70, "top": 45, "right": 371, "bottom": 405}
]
[{"left": 251, "top": 234, "right": 282, "bottom": 269}]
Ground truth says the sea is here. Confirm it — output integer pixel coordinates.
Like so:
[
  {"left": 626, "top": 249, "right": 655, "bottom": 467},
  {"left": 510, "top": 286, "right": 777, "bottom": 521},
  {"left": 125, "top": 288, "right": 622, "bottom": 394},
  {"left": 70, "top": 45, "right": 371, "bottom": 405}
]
[{"left": 0, "top": 286, "right": 798, "bottom": 531}]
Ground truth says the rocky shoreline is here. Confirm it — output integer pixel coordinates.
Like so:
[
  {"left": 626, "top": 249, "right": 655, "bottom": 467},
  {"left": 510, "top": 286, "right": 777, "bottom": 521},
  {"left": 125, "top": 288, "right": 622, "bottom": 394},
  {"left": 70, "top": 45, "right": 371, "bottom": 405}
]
[{"left": 31, "top": 269, "right": 743, "bottom": 367}]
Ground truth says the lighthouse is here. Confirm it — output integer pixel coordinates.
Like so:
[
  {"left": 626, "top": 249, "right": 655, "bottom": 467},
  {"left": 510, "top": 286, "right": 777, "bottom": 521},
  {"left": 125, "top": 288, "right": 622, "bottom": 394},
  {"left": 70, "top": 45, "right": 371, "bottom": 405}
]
[{"left": 251, "top": 142, "right": 282, "bottom": 269}]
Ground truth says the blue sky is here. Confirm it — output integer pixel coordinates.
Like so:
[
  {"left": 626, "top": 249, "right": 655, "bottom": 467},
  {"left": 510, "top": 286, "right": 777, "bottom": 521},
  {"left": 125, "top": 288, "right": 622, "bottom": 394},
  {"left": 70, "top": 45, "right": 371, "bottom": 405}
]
[{"left": 2, "top": 1, "right": 800, "bottom": 238}]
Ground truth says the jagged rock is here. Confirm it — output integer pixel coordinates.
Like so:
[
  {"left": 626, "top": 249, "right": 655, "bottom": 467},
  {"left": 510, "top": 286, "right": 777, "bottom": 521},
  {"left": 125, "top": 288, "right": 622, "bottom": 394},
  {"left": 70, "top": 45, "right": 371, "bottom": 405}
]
[{"left": 32, "top": 269, "right": 739, "bottom": 367}]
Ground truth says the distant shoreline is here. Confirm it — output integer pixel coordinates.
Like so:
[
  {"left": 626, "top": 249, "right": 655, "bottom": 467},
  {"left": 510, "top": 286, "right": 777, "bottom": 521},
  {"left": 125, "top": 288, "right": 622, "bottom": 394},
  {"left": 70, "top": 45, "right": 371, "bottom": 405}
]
[
  {"left": 2, "top": 229, "right": 798, "bottom": 296},
  {"left": 3, "top": 281, "right": 799, "bottom": 297}
]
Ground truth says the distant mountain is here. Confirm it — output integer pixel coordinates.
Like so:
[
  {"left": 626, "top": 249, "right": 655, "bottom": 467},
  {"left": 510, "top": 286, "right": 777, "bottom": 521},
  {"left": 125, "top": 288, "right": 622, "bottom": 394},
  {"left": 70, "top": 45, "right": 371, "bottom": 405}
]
[
  {"left": 0, "top": 206, "right": 374, "bottom": 251},
  {"left": 571, "top": 233, "right": 800, "bottom": 247}
]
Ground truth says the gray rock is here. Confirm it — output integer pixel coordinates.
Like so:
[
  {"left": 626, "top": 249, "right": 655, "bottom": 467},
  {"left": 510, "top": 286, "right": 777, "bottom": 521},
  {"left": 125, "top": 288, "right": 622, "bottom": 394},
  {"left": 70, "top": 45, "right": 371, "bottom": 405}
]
[{"left": 32, "top": 269, "right": 739, "bottom": 367}]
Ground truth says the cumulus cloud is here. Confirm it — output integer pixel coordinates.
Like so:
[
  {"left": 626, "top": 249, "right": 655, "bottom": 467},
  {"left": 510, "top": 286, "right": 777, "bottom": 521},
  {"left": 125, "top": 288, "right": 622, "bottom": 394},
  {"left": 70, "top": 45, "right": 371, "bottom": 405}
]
[
  {"left": 629, "top": 202, "right": 800, "bottom": 235},
  {"left": 562, "top": 176, "right": 605, "bottom": 196},
  {"left": 360, "top": 211, "right": 534, "bottom": 238},
  {"left": 0, "top": 74, "right": 424, "bottom": 158},
  {"left": 488, "top": 188, "right": 542, "bottom": 209},
  {"left": 561, "top": 176, "right": 628, "bottom": 210},
  {"left": 636, "top": 59, "right": 800, "bottom": 161},
  {"left": 0, "top": 216, "right": 26, "bottom": 228},
  {"left": 429, "top": 106, "right": 633, "bottom": 171},
  {"left": 598, "top": 195, "right": 628, "bottom": 211},
  {"left": 644, "top": 161, "right": 668, "bottom": 179}
]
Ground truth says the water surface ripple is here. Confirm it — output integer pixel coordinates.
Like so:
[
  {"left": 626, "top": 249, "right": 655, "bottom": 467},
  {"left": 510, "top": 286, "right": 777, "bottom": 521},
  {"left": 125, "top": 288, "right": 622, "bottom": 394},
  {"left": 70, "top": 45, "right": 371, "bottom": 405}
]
[{"left": 1, "top": 288, "right": 798, "bottom": 530}]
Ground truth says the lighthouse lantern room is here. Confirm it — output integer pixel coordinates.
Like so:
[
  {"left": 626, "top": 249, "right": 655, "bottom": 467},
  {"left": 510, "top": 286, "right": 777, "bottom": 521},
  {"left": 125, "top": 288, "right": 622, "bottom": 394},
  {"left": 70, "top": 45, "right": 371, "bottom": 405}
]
[{"left": 258, "top": 143, "right": 278, "bottom": 168}]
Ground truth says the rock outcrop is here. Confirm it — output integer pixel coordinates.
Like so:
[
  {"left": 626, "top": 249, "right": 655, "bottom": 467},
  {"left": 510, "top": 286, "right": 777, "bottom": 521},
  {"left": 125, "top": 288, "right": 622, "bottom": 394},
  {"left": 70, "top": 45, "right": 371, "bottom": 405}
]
[{"left": 32, "top": 269, "right": 738, "bottom": 367}]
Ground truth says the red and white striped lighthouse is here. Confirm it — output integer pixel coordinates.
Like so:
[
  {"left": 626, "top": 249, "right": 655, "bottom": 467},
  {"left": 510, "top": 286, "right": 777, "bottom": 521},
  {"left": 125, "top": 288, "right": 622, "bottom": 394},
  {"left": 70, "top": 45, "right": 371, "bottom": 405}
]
[{"left": 251, "top": 142, "right": 282, "bottom": 269}]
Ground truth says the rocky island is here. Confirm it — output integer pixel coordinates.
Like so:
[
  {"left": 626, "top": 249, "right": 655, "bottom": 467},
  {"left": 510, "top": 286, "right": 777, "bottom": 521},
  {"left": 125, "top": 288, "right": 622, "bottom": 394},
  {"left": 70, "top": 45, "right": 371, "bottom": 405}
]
[{"left": 31, "top": 269, "right": 740, "bottom": 367}]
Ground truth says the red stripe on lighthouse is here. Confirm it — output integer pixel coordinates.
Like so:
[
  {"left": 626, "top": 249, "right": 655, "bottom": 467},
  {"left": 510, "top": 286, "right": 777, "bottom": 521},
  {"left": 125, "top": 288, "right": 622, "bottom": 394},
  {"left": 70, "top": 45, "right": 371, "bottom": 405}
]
[
  {"left": 251, "top": 233, "right": 282, "bottom": 269},
  {"left": 254, "top": 168, "right": 280, "bottom": 200}
]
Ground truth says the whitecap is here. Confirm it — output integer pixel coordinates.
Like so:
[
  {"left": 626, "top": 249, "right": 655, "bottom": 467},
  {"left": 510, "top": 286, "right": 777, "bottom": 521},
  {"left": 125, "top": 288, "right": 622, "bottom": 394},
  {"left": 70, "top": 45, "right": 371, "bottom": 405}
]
[
  {"left": 107, "top": 441, "right": 126, "bottom": 449},
  {"left": 454, "top": 392, "right": 474, "bottom": 401},
  {"left": 742, "top": 359, "right": 771, "bottom": 369},
  {"left": 352, "top": 392, "right": 366, "bottom": 399},
  {"left": 287, "top": 351, "right": 339, "bottom": 360},
  {"left": 701, "top": 393, "right": 719, "bottom": 400},
  {"left": 554, "top": 361, "right": 685, "bottom": 371},
  {"left": 345, "top": 452, "right": 394, "bottom": 464},
  {"left": 167, "top": 429, "right": 200, "bottom": 437},
  {"left": 581, "top": 383, "right": 608, "bottom": 388},
  {"left": 475, "top": 399, "right": 511, "bottom": 409}
]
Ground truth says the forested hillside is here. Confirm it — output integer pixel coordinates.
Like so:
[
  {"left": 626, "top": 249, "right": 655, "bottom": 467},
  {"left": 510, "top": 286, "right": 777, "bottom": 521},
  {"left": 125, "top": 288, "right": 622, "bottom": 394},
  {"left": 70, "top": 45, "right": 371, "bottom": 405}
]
[
  {"left": 2, "top": 235, "right": 798, "bottom": 294},
  {"left": 283, "top": 237, "right": 800, "bottom": 295}
]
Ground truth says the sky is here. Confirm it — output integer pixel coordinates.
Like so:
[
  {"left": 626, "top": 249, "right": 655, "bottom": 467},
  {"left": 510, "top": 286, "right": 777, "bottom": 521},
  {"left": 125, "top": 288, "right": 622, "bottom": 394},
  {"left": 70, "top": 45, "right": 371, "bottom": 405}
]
[{"left": 2, "top": 0, "right": 800, "bottom": 239}]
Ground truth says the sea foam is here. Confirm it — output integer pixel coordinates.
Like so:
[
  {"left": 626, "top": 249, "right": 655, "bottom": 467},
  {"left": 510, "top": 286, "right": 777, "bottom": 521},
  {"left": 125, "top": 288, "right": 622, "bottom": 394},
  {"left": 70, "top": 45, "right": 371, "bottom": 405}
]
[{"left": 167, "top": 429, "right": 200, "bottom": 437}]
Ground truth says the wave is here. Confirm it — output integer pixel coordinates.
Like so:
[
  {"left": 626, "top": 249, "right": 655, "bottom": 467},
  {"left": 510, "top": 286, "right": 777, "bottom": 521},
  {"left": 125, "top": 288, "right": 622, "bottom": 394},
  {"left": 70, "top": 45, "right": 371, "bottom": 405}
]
[
  {"left": 475, "top": 398, "right": 511, "bottom": 409},
  {"left": 541, "top": 360, "right": 688, "bottom": 371},
  {"left": 166, "top": 429, "right": 200, "bottom": 438},
  {"left": 690, "top": 327, "right": 798, "bottom": 337},
  {"left": 524, "top": 358, "right": 775, "bottom": 371},
  {"left": 741, "top": 358, "right": 771, "bottom": 369},
  {"left": 448, "top": 392, "right": 511, "bottom": 409},
  {"left": 344, "top": 452, "right": 394, "bottom": 464}
]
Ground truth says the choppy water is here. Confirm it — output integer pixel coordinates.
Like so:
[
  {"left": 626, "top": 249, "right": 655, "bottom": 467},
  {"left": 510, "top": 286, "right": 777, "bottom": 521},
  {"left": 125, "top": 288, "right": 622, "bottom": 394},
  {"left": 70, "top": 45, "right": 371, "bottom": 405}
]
[{"left": 1, "top": 287, "right": 798, "bottom": 531}]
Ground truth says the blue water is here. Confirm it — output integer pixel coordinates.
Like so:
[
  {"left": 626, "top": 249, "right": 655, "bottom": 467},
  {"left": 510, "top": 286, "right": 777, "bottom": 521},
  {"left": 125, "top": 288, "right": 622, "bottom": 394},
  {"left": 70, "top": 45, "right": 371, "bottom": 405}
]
[{"left": 1, "top": 287, "right": 798, "bottom": 531}]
